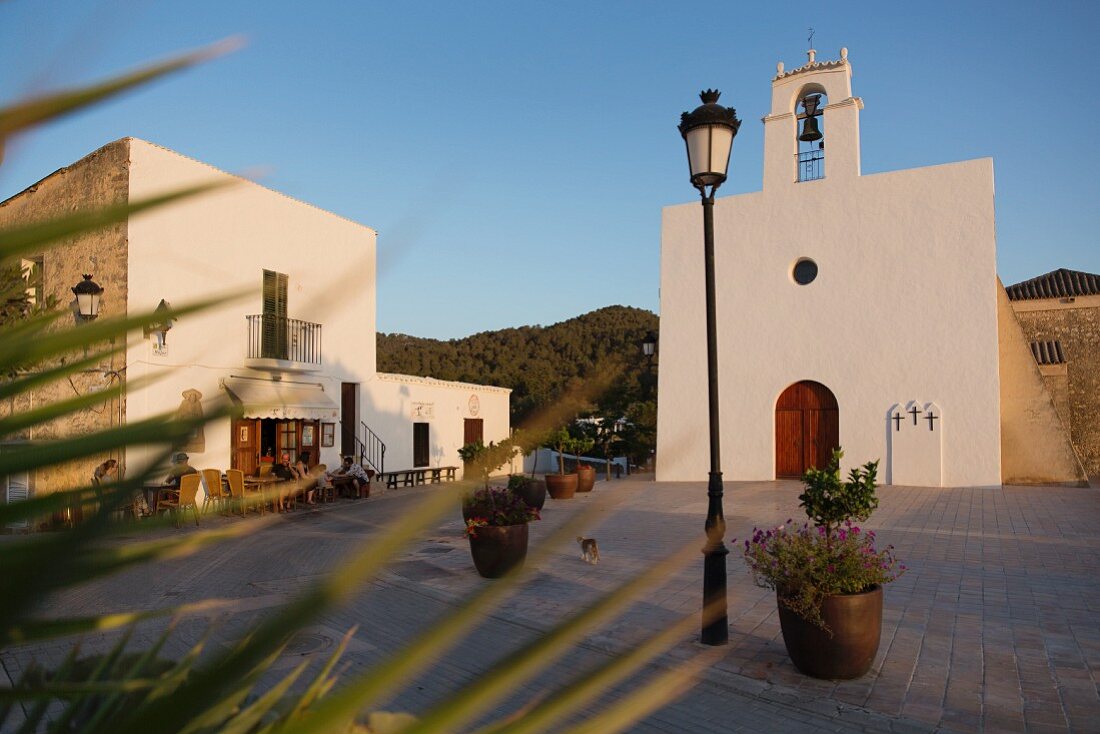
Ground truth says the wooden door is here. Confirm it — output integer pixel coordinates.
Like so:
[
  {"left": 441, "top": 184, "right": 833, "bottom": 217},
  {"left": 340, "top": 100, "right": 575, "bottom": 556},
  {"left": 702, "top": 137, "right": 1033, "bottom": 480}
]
[
  {"left": 341, "top": 382, "right": 358, "bottom": 457},
  {"left": 775, "top": 410, "right": 803, "bottom": 477},
  {"left": 299, "top": 419, "right": 320, "bottom": 466},
  {"left": 277, "top": 420, "right": 299, "bottom": 465},
  {"left": 775, "top": 381, "right": 838, "bottom": 478},
  {"left": 463, "top": 418, "right": 483, "bottom": 446},
  {"left": 232, "top": 419, "right": 260, "bottom": 475},
  {"left": 413, "top": 423, "right": 429, "bottom": 467}
]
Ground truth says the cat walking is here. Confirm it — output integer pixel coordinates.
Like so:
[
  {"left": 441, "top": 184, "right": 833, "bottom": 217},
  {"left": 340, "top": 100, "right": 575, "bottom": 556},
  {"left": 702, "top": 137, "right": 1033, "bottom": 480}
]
[{"left": 576, "top": 536, "right": 600, "bottom": 565}]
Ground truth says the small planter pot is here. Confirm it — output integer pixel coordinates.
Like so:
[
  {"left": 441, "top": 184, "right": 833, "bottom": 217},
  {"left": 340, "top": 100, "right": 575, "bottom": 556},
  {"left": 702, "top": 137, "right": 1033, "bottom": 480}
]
[
  {"left": 575, "top": 465, "right": 595, "bottom": 493},
  {"left": 777, "top": 584, "right": 883, "bottom": 680},
  {"left": 514, "top": 479, "right": 546, "bottom": 511},
  {"left": 545, "top": 473, "right": 578, "bottom": 500},
  {"left": 468, "top": 523, "right": 529, "bottom": 578}
]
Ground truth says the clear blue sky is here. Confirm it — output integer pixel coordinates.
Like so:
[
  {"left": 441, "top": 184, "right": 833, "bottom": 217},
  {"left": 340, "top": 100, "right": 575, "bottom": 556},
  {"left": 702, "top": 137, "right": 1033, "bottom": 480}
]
[{"left": 2, "top": 1, "right": 1096, "bottom": 339}]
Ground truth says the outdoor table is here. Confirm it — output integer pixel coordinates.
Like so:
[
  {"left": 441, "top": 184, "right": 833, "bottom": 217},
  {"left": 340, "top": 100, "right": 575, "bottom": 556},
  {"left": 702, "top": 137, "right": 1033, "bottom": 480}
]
[{"left": 244, "top": 475, "right": 279, "bottom": 511}]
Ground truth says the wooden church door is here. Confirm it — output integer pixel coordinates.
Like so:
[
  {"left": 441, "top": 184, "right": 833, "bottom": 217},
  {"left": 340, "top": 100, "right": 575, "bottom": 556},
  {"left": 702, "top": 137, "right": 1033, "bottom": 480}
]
[{"left": 775, "top": 381, "right": 839, "bottom": 478}]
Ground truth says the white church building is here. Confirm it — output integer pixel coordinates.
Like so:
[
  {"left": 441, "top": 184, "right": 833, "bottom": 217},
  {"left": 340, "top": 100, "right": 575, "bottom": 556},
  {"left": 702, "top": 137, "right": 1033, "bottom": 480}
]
[{"left": 657, "top": 49, "right": 1004, "bottom": 487}]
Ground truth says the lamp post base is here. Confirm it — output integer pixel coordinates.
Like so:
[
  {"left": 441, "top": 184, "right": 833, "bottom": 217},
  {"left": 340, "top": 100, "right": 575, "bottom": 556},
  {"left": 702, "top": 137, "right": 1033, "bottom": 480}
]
[{"left": 701, "top": 470, "right": 729, "bottom": 646}]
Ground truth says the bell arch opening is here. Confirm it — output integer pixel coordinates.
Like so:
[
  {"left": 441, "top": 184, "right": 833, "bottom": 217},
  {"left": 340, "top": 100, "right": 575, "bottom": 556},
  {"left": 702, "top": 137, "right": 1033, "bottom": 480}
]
[
  {"left": 796, "top": 89, "right": 827, "bottom": 182},
  {"left": 775, "top": 380, "right": 839, "bottom": 478}
]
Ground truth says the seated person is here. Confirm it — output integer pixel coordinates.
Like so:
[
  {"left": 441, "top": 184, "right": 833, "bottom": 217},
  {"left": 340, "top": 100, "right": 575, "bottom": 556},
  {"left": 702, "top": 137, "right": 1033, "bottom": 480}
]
[
  {"left": 328, "top": 456, "right": 372, "bottom": 498},
  {"left": 164, "top": 452, "right": 198, "bottom": 488},
  {"left": 295, "top": 451, "right": 318, "bottom": 505},
  {"left": 92, "top": 458, "right": 117, "bottom": 486},
  {"left": 271, "top": 453, "right": 298, "bottom": 511}
]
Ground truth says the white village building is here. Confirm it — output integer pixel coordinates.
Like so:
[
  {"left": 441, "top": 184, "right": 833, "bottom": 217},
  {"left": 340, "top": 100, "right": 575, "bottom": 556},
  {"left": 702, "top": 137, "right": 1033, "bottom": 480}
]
[
  {"left": 0, "top": 138, "right": 509, "bottom": 502},
  {"left": 657, "top": 48, "right": 1085, "bottom": 488}
]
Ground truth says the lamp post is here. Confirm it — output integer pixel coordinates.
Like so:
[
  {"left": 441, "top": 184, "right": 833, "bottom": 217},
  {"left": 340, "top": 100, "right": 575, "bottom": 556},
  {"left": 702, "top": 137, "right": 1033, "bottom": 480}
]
[
  {"left": 678, "top": 89, "right": 740, "bottom": 646},
  {"left": 71, "top": 274, "right": 104, "bottom": 321}
]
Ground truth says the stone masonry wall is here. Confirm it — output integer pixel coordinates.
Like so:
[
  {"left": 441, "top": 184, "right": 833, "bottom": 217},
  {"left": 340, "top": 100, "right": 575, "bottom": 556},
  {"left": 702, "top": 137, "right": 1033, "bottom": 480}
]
[
  {"left": 0, "top": 139, "right": 130, "bottom": 506},
  {"left": 1013, "top": 296, "right": 1100, "bottom": 477}
]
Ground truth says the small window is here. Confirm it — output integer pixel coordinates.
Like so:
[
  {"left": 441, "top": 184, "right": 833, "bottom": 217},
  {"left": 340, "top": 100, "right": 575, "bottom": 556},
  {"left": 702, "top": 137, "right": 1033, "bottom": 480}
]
[{"left": 792, "top": 258, "right": 818, "bottom": 285}]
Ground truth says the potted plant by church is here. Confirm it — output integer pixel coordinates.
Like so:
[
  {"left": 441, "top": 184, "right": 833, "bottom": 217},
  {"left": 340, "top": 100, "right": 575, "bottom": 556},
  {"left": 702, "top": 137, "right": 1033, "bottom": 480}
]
[
  {"left": 463, "top": 486, "right": 540, "bottom": 578},
  {"left": 571, "top": 427, "right": 597, "bottom": 493},
  {"left": 740, "top": 449, "right": 905, "bottom": 679},
  {"left": 543, "top": 427, "right": 578, "bottom": 500}
]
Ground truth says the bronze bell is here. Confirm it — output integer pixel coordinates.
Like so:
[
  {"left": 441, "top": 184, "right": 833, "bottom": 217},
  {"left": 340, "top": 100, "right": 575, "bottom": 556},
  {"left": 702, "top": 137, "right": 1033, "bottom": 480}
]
[{"left": 798, "top": 115, "right": 822, "bottom": 142}]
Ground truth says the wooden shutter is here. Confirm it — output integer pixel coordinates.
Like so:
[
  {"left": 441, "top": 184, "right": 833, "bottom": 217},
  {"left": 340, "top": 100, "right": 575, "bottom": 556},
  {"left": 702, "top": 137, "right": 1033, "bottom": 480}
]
[
  {"left": 261, "top": 270, "right": 289, "bottom": 359},
  {"left": 4, "top": 471, "right": 30, "bottom": 530}
]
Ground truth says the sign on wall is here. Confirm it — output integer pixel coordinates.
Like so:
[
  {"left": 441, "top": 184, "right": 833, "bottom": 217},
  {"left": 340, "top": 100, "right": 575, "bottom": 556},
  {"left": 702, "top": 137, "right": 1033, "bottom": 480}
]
[{"left": 412, "top": 402, "right": 434, "bottom": 419}]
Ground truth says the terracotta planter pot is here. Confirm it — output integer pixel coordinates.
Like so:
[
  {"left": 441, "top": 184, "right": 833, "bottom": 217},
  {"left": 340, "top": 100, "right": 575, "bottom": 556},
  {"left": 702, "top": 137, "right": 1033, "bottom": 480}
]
[
  {"left": 545, "top": 473, "right": 577, "bottom": 499},
  {"left": 513, "top": 479, "right": 546, "bottom": 511},
  {"left": 468, "top": 523, "right": 529, "bottom": 578},
  {"left": 575, "top": 465, "right": 595, "bottom": 493},
  {"left": 777, "top": 584, "right": 883, "bottom": 680}
]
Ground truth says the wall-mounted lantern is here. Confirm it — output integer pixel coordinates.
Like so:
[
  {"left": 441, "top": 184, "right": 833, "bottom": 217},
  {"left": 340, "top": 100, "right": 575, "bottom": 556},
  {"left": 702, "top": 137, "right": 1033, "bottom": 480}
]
[
  {"left": 71, "top": 274, "right": 104, "bottom": 321},
  {"left": 143, "top": 299, "right": 174, "bottom": 354}
]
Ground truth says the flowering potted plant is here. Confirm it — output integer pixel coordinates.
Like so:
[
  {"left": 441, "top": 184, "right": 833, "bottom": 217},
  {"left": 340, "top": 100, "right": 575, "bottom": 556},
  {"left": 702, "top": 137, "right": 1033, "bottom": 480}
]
[
  {"left": 463, "top": 486, "right": 540, "bottom": 578},
  {"left": 741, "top": 448, "right": 905, "bottom": 679}
]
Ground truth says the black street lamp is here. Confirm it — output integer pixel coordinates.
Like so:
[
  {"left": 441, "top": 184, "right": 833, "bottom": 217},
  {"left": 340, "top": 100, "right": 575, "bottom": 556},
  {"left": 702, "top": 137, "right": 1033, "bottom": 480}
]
[
  {"left": 71, "top": 274, "right": 104, "bottom": 321},
  {"left": 641, "top": 331, "right": 657, "bottom": 361},
  {"left": 678, "top": 89, "right": 740, "bottom": 646}
]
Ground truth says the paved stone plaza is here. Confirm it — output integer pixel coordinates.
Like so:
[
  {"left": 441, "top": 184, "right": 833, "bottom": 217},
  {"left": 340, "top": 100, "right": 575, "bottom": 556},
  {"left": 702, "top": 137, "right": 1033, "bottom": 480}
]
[{"left": 3, "top": 475, "right": 1098, "bottom": 732}]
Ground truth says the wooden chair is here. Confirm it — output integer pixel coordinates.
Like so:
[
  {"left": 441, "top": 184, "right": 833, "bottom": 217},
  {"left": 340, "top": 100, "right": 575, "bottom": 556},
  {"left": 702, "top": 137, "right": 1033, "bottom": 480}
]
[
  {"left": 225, "top": 469, "right": 255, "bottom": 516},
  {"left": 200, "top": 468, "right": 226, "bottom": 515},
  {"left": 157, "top": 474, "right": 201, "bottom": 527}
]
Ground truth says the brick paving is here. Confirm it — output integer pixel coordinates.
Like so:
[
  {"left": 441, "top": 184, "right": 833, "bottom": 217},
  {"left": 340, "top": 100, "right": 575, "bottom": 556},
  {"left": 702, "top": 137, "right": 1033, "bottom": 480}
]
[{"left": 2, "top": 476, "right": 1098, "bottom": 732}]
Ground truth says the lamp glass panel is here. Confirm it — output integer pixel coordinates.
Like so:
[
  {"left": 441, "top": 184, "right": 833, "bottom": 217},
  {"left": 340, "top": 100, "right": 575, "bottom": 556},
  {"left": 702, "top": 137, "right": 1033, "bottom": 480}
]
[
  {"left": 89, "top": 292, "right": 101, "bottom": 316},
  {"left": 685, "top": 126, "right": 712, "bottom": 178},
  {"left": 707, "top": 126, "right": 734, "bottom": 177},
  {"left": 76, "top": 292, "right": 93, "bottom": 316}
]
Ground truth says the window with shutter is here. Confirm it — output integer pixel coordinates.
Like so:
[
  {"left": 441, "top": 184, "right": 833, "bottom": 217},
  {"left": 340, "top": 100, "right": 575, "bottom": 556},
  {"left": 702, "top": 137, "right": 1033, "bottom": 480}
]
[
  {"left": 4, "top": 471, "right": 31, "bottom": 531},
  {"left": 261, "top": 269, "right": 289, "bottom": 359}
]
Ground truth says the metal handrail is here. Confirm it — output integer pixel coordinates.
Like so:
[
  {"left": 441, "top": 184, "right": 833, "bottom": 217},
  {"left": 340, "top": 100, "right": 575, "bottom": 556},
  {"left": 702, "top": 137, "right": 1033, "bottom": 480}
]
[
  {"left": 246, "top": 314, "right": 322, "bottom": 364},
  {"left": 360, "top": 420, "right": 386, "bottom": 476}
]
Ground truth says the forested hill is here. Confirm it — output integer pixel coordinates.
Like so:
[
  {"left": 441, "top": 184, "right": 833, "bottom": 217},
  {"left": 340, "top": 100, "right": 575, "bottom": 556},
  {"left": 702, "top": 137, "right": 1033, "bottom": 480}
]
[{"left": 376, "top": 305, "right": 658, "bottom": 424}]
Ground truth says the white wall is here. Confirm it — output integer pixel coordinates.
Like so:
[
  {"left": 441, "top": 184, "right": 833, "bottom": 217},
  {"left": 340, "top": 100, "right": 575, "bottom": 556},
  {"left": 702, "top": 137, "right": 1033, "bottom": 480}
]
[
  {"left": 657, "top": 55, "right": 1001, "bottom": 487},
  {"left": 124, "top": 138, "right": 377, "bottom": 476},
  {"left": 368, "top": 373, "right": 511, "bottom": 477}
]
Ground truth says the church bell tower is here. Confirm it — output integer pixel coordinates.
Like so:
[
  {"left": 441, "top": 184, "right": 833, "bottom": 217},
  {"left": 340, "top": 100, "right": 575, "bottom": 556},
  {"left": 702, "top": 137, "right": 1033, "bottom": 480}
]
[{"left": 762, "top": 46, "right": 863, "bottom": 190}]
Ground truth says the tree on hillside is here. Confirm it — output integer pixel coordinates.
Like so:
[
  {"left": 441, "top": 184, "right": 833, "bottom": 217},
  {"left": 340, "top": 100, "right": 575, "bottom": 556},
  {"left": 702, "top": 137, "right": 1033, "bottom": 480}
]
[{"left": 377, "top": 305, "right": 660, "bottom": 466}]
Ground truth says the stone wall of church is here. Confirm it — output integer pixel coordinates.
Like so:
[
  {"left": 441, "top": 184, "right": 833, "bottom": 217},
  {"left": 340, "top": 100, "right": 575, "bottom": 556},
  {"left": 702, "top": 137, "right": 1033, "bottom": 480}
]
[
  {"left": 0, "top": 139, "right": 130, "bottom": 509},
  {"left": 1011, "top": 295, "right": 1100, "bottom": 477},
  {"left": 997, "top": 286, "right": 1086, "bottom": 485}
]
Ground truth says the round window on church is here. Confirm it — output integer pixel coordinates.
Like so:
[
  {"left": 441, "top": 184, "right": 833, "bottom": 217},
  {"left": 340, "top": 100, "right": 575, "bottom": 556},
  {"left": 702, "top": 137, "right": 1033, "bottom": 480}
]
[{"left": 792, "top": 258, "right": 818, "bottom": 285}]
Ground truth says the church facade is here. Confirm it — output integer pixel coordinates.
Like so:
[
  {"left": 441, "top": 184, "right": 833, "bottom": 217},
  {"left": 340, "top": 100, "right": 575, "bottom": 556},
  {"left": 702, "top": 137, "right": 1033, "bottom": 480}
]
[{"left": 657, "top": 49, "right": 1003, "bottom": 487}]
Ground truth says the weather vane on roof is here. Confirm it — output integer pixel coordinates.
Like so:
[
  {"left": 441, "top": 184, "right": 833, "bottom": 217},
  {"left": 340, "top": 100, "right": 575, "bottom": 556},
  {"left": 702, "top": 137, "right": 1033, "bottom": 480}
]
[{"left": 808, "top": 27, "right": 815, "bottom": 49}]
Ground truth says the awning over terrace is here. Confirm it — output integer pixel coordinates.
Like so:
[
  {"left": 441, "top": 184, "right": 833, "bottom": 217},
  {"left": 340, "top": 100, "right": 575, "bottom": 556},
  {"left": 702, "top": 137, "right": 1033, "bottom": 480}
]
[{"left": 220, "top": 376, "right": 339, "bottom": 421}]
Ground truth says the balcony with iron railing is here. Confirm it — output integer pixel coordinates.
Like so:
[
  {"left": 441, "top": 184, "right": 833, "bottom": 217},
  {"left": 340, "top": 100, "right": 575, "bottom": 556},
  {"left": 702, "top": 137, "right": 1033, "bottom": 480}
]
[{"left": 245, "top": 314, "right": 322, "bottom": 371}]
